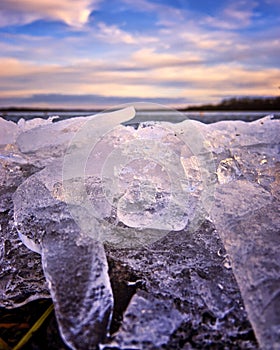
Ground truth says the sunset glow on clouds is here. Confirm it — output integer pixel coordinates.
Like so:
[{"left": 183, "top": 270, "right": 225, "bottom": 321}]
[{"left": 0, "top": 0, "right": 279, "bottom": 108}]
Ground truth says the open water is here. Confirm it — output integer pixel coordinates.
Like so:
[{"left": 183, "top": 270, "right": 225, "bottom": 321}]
[{"left": 1, "top": 109, "right": 279, "bottom": 124}]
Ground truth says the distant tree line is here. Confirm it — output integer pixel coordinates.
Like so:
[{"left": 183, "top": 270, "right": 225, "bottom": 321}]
[{"left": 183, "top": 96, "right": 280, "bottom": 111}]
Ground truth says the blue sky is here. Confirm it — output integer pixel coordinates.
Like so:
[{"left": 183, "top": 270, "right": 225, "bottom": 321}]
[{"left": 0, "top": 0, "right": 279, "bottom": 108}]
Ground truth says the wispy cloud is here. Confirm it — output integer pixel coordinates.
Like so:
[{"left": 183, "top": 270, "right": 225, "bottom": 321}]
[
  {"left": 0, "top": 0, "right": 100, "bottom": 27},
  {"left": 120, "top": 0, "right": 184, "bottom": 21},
  {"left": 0, "top": 93, "right": 186, "bottom": 109},
  {"left": 203, "top": 0, "right": 258, "bottom": 30},
  {"left": 131, "top": 48, "right": 202, "bottom": 68},
  {"left": 96, "top": 22, "right": 158, "bottom": 45}
]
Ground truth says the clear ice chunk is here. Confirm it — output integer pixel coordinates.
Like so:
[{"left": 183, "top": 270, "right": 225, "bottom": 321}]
[
  {"left": 41, "top": 232, "right": 113, "bottom": 349},
  {"left": 212, "top": 180, "right": 280, "bottom": 350},
  {"left": 63, "top": 114, "right": 215, "bottom": 246},
  {"left": 16, "top": 114, "right": 104, "bottom": 166},
  {"left": 0, "top": 148, "right": 48, "bottom": 307},
  {"left": 0, "top": 117, "right": 19, "bottom": 146},
  {"left": 13, "top": 166, "right": 114, "bottom": 349},
  {"left": 210, "top": 116, "right": 280, "bottom": 350},
  {"left": 12, "top": 107, "right": 137, "bottom": 349},
  {"left": 17, "top": 116, "right": 58, "bottom": 131}
]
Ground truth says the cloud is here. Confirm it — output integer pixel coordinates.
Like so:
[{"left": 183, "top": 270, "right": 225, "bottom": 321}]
[
  {"left": 0, "top": 57, "right": 47, "bottom": 76},
  {"left": 0, "top": 56, "right": 279, "bottom": 108},
  {"left": 265, "top": 0, "right": 280, "bottom": 6},
  {"left": 97, "top": 22, "right": 136, "bottom": 44},
  {"left": 203, "top": 0, "right": 258, "bottom": 30},
  {"left": 131, "top": 48, "right": 202, "bottom": 68},
  {"left": 0, "top": 93, "right": 185, "bottom": 108},
  {"left": 120, "top": 0, "right": 184, "bottom": 19},
  {"left": 120, "top": 0, "right": 188, "bottom": 31},
  {"left": 96, "top": 22, "right": 157, "bottom": 45},
  {"left": 0, "top": 0, "right": 100, "bottom": 27}
]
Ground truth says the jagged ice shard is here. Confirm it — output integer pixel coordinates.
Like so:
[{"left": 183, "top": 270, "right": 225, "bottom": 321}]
[
  {"left": 0, "top": 106, "right": 279, "bottom": 349},
  {"left": 13, "top": 108, "right": 138, "bottom": 349}
]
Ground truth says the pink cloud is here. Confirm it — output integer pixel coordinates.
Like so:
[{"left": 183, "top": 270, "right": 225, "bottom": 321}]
[
  {"left": 96, "top": 22, "right": 158, "bottom": 45},
  {"left": 0, "top": 0, "right": 100, "bottom": 27},
  {"left": 203, "top": 1, "right": 258, "bottom": 30}
]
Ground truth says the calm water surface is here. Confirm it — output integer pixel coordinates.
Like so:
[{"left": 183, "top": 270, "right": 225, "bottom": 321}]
[{"left": 1, "top": 110, "right": 279, "bottom": 124}]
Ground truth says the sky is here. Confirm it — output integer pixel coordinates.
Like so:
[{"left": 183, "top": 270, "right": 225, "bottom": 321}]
[{"left": 0, "top": 0, "right": 279, "bottom": 109}]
